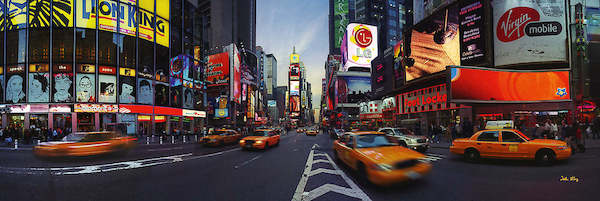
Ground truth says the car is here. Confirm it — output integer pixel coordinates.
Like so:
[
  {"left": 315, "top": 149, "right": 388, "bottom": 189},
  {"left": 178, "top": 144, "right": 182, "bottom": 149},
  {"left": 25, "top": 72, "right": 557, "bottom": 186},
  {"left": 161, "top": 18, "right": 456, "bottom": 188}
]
[
  {"left": 296, "top": 128, "right": 306, "bottom": 133},
  {"left": 378, "top": 127, "right": 429, "bottom": 152},
  {"left": 450, "top": 129, "right": 571, "bottom": 165},
  {"left": 200, "top": 129, "right": 242, "bottom": 146},
  {"left": 34, "top": 131, "right": 137, "bottom": 158},
  {"left": 306, "top": 130, "right": 318, "bottom": 136},
  {"left": 239, "top": 129, "right": 281, "bottom": 150},
  {"left": 333, "top": 131, "right": 432, "bottom": 186}
]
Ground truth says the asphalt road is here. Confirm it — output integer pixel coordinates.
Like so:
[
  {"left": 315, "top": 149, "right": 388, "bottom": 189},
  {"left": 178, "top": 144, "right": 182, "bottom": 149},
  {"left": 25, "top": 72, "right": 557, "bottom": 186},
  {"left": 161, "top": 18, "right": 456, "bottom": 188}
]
[{"left": 0, "top": 130, "right": 598, "bottom": 201}]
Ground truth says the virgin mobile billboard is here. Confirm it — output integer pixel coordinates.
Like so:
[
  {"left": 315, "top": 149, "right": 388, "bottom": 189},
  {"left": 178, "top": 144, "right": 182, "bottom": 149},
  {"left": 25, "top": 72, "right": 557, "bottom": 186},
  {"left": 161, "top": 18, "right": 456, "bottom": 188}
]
[{"left": 449, "top": 66, "right": 570, "bottom": 103}]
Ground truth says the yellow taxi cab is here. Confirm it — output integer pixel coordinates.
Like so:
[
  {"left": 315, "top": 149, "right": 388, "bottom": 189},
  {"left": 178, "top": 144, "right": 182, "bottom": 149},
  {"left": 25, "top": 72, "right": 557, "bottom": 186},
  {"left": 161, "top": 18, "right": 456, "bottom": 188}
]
[
  {"left": 34, "top": 131, "right": 137, "bottom": 158},
  {"left": 200, "top": 129, "right": 242, "bottom": 146},
  {"left": 296, "top": 128, "right": 306, "bottom": 133},
  {"left": 333, "top": 131, "right": 432, "bottom": 186},
  {"left": 306, "top": 130, "right": 318, "bottom": 136},
  {"left": 450, "top": 129, "right": 571, "bottom": 165},
  {"left": 239, "top": 129, "right": 281, "bottom": 150}
]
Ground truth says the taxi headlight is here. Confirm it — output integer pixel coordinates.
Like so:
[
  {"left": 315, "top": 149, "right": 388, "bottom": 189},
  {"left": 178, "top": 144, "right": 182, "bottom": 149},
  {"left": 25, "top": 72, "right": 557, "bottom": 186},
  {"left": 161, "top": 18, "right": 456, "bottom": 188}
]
[
  {"left": 372, "top": 164, "right": 393, "bottom": 172},
  {"left": 557, "top": 146, "right": 569, "bottom": 150},
  {"left": 240, "top": 140, "right": 245, "bottom": 143},
  {"left": 256, "top": 140, "right": 263, "bottom": 144}
]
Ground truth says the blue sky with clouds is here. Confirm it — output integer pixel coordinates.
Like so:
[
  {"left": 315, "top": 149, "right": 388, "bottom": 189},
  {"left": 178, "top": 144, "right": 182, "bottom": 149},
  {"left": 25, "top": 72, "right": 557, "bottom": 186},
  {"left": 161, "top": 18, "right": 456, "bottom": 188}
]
[{"left": 257, "top": 0, "right": 328, "bottom": 109}]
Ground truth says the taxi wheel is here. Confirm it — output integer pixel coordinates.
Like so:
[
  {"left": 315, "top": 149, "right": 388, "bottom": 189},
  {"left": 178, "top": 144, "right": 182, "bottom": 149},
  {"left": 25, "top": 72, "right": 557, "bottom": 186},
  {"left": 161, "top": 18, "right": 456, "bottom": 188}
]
[
  {"left": 464, "top": 148, "right": 480, "bottom": 162},
  {"left": 399, "top": 140, "right": 408, "bottom": 147},
  {"left": 535, "top": 149, "right": 555, "bottom": 166}
]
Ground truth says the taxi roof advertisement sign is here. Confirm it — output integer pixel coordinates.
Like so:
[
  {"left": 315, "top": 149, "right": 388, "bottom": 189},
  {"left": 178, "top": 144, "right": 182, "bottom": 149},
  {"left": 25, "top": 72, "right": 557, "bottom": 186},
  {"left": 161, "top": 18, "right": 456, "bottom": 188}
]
[
  {"left": 448, "top": 66, "right": 571, "bottom": 103},
  {"left": 492, "top": 0, "right": 567, "bottom": 67}
]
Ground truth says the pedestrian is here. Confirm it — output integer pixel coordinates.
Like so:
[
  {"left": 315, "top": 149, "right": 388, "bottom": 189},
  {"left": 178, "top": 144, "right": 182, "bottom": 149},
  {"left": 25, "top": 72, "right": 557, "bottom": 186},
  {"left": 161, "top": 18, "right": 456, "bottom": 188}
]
[{"left": 451, "top": 123, "right": 457, "bottom": 141}]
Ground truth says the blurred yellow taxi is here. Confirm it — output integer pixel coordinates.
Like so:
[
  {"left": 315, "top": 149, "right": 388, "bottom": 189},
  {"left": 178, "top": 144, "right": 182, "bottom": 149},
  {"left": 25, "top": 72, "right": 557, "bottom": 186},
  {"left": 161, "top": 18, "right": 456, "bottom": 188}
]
[
  {"left": 333, "top": 131, "right": 431, "bottom": 186},
  {"left": 240, "top": 129, "right": 281, "bottom": 150},
  {"left": 34, "top": 132, "right": 137, "bottom": 158},
  {"left": 296, "top": 128, "right": 306, "bottom": 133},
  {"left": 306, "top": 130, "right": 318, "bottom": 136},
  {"left": 450, "top": 129, "right": 571, "bottom": 165},
  {"left": 201, "top": 129, "right": 241, "bottom": 146}
]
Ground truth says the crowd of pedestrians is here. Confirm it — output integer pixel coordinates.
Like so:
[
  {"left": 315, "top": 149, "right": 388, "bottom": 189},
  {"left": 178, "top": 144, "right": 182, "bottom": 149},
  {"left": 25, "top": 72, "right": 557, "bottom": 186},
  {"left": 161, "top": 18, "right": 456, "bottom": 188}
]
[{"left": 1, "top": 125, "right": 71, "bottom": 145}]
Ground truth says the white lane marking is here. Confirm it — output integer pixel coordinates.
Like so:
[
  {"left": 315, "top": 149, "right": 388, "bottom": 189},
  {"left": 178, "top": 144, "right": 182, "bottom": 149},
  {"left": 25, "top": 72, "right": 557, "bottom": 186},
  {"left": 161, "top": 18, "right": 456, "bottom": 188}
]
[
  {"left": 418, "top": 153, "right": 445, "bottom": 163},
  {"left": 234, "top": 155, "right": 262, "bottom": 169},
  {"left": 2, "top": 147, "right": 243, "bottom": 175},
  {"left": 426, "top": 153, "right": 445, "bottom": 157},
  {"left": 308, "top": 168, "right": 339, "bottom": 177},
  {"left": 291, "top": 144, "right": 372, "bottom": 201},
  {"left": 312, "top": 159, "right": 330, "bottom": 164}
]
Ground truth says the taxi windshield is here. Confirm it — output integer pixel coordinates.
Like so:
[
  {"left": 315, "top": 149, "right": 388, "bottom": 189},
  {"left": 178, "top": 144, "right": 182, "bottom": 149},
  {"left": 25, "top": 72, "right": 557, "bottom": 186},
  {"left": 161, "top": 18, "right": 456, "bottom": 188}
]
[
  {"left": 250, "top": 131, "right": 270, "bottom": 136},
  {"left": 63, "top": 133, "right": 86, "bottom": 142},
  {"left": 209, "top": 131, "right": 228, "bottom": 136},
  {"left": 356, "top": 134, "right": 398, "bottom": 148}
]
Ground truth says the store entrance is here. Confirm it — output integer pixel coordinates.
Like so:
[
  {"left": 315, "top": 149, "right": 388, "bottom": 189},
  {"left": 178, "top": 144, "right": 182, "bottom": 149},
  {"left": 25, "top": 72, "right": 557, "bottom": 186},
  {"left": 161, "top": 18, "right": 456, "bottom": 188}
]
[
  {"left": 8, "top": 114, "right": 25, "bottom": 141},
  {"left": 53, "top": 114, "right": 72, "bottom": 140},
  {"left": 29, "top": 114, "right": 48, "bottom": 142},
  {"left": 77, "top": 113, "right": 95, "bottom": 132},
  {"left": 137, "top": 115, "right": 152, "bottom": 136}
]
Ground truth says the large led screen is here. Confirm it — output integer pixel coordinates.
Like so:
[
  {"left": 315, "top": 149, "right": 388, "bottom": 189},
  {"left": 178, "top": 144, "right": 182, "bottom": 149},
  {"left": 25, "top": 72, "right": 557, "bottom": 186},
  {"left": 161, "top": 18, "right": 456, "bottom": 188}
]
[
  {"left": 492, "top": 0, "right": 567, "bottom": 66},
  {"left": 336, "top": 75, "right": 371, "bottom": 103},
  {"left": 343, "top": 23, "right": 378, "bottom": 71},
  {"left": 290, "top": 96, "right": 300, "bottom": 112},
  {"left": 231, "top": 45, "right": 241, "bottom": 103},
  {"left": 449, "top": 66, "right": 570, "bottom": 103},
  {"left": 205, "top": 52, "right": 230, "bottom": 87},
  {"left": 405, "top": 4, "right": 460, "bottom": 82},
  {"left": 290, "top": 81, "right": 300, "bottom": 96}
]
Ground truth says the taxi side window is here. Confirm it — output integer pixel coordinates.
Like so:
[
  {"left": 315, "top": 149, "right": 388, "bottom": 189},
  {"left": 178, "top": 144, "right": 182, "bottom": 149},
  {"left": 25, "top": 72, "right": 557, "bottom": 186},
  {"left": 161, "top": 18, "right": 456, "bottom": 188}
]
[
  {"left": 502, "top": 132, "right": 524, "bottom": 142},
  {"left": 347, "top": 136, "right": 355, "bottom": 148},
  {"left": 477, "top": 131, "right": 499, "bottom": 142}
]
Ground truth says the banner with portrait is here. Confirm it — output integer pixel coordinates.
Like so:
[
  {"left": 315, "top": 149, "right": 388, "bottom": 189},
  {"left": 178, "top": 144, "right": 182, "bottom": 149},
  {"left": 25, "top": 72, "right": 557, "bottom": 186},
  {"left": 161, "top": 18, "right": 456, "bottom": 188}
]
[
  {"left": 119, "top": 70, "right": 136, "bottom": 104},
  {"left": 98, "top": 74, "right": 117, "bottom": 103},
  {"left": 171, "top": 78, "right": 182, "bottom": 108},
  {"left": 28, "top": 73, "right": 50, "bottom": 102},
  {"left": 183, "top": 87, "right": 194, "bottom": 109},
  {"left": 154, "top": 82, "right": 168, "bottom": 106},
  {"left": 76, "top": 73, "right": 95, "bottom": 102},
  {"left": 137, "top": 78, "right": 153, "bottom": 105}
]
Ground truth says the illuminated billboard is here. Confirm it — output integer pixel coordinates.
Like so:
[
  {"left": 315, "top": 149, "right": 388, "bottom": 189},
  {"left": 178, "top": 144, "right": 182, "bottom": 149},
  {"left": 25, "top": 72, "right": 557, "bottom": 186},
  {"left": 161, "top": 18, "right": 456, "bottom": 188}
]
[
  {"left": 405, "top": 4, "right": 460, "bottom": 82},
  {"left": 205, "top": 52, "right": 230, "bottom": 87},
  {"left": 449, "top": 66, "right": 571, "bottom": 103},
  {"left": 290, "top": 96, "right": 300, "bottom": 112},
  {"left": 290, "top": 81, "right": 300, "bottom": 96},
  {"left": 333, "top": 0, "right": 349, "bottom": 50},
  {"left": 459, "top": 0, "right": 490, "bottom": 66},
  {"left": 343, "top": 23, "right": 378, "bottom": 71},
  {"left": 492, "top": 0, "right": 567, "bottom": 66},
  {"left": 336, "top": 75, "right": 371, "bottom": 103},
  {"left": 290, "top": 54, "right": 300, "bottom": 64}
]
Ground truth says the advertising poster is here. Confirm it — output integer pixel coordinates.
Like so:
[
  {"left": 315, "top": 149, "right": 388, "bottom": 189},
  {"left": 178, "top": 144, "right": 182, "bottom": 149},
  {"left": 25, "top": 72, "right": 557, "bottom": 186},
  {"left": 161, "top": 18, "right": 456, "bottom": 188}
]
[
  {"left": 290, "top": 81, "right": 300, "bottom": 96},
  {"left": 587, "top": 7, "right": 600, "bottom": 42},
  {"left": 138, "top": 9, "right": 155, "bottom": 42},
  {"left": 405, "top": 4, "right": 460, "bottom": 81},
  {"left": 119, "top": 2, "right": 137, "bottom": 36},
  {"left": 76, "top": 73, "right": 95, "bottom": 102},
  {"left": 291, "top": 96, "right": 300, "bottom": 112},
  {"left": 28, "top": 73, "right": 50, "bottom": 102},
  {"left": 156, "top": 17, "right": 169, "bottom": 47},
  {"left": 183, "top": 87, "right": 194, "bottom": 109},
  {"left": 98, "top": 74, "right": 117, "bottom": 103},
  {"left": 205, "top": 52, "right": 230, "bottom": 87},
  {"left": 29, "top": 0, "right": 73, "bottom": 27},
  {"left": 337, "top": 75, "right": 371, "bottom": 103},
  {"left": 268, "top": 100, "right": 276, "bottom": 107},
  {"left": 6, "top": 73, "right": 25, "bottom": 103},
  {"left": 194, "top": 89, "right": 204, "bottom": 110},
  {"left": 371, "top": 56, "right": 385, "bottom": 95},
  {"left": 119, "top": 69, "right": 136, "bottom": 104},
  {"left": 171, "top": 79, "right": 183, "bottom": 107},
  {"left": 8, "top": 0, "right": 27, "bottom": 30},
  {"left": 53, "top": 64, "right": 74, "bottom": 102},
  {"left": 155, "top": 82, "right": 168, "bottom": 106},
  {"left": 459, "top": 0, "right": 489, "bottom": 66},
  {"left": 343, "top": 23, "right": 378, "bottom": 71},
  {"left": 493, "top": 0, "right": 567, "bottom": 66},
  {"left": 156, "top": 0, "right": 170, "bottom": 20},
  {"left": 137, "top": 78, "right": 153, "bottom": 105},
  {"left": 139, "top": 0, "right": 153, "bottom": 12},
  {"left": 449, "top": 67, "right": 570, "bottom": 102},
  {"left": 413, "top": 0, "right": 457, "bottom": 24},
  {"left": 334, "top": 0, "right": 349, "bottom": 50},
  {"left": 290, "top": 65, "right": 300, "bottom": 80},
  {"left": 98, "top": 0, "right": 118, "bottom": 31},
  {"left": 76, "top": 0, "right": 97, "bottom": 29},
  {"left": 231, "top": 45, "right": 241, "bottom": 103}
]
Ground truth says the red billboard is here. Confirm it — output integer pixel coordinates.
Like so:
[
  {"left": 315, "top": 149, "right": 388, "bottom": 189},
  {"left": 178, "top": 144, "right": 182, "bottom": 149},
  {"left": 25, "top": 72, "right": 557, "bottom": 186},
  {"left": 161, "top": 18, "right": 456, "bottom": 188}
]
[
  {"left": 449, "top": 66, "right": 571, "bottom": 103},
  {"left": 205, "top": 52, "right": 230, "bottom": 87}
]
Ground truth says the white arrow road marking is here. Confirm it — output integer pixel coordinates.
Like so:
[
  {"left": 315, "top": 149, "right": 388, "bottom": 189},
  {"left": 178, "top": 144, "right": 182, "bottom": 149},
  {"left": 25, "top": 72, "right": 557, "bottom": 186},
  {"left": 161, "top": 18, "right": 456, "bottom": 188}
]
[
  {"left": 292, "top": 144, "right": 372, "bottom": 201},
  {"left": 234, "top": 155, "right": 262, "bottom": 169},
  {"left": 418, "top": 153, "right": 445, "bottom": 163}
]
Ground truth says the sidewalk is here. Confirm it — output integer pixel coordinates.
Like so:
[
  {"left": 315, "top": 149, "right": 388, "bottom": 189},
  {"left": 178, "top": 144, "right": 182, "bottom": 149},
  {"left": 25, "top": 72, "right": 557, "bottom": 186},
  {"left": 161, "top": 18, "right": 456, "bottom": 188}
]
[{"left": 0, "top": 135, "right": 204, "bottom": 151}]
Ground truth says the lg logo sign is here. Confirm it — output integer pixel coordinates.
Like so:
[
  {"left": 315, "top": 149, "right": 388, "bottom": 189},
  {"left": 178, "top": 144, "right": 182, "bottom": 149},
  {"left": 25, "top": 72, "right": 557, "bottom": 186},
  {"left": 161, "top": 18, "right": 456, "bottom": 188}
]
[{"left": 354, "top": 28, "right": 373, "bottom": 48}]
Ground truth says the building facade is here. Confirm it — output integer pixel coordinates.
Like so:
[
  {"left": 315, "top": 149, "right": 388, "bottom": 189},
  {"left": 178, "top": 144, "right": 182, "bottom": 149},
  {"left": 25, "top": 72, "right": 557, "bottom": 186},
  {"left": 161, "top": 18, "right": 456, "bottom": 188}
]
[{"left": 0, "top": 0, "right": 232, "bottom": 140}]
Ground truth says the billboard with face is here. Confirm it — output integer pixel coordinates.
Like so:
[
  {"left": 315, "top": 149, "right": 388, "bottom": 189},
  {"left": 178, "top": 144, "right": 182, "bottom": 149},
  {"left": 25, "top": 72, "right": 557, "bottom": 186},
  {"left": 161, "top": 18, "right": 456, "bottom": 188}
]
[
  {"left": 449, "top": 66, "right": 570, "bottom": 103},
  {"left": 99, "top": 74, "right": 117, "bottom": 103},
  {"left": 76, "top": 74, "right": 95, "bottom": 102},
  {"left": 343, "top": 23, "right": 378, "bottom": 71},
  {"left": 405, "top": 4, "right": 460, "bottom": 82},
  {"left": 492, "top": 0, "right": 567, "bottom": 66}
]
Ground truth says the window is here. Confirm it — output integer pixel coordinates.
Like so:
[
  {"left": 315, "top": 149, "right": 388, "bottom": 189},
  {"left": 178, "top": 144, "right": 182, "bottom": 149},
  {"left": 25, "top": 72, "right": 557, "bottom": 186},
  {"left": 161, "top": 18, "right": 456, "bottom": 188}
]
[
  {"left": 171, "top": 0, "right": 182, "bottom": 56},
  {"left": 502, "top": 132, "right": 525, "bottom": 142},
  {"left": 7, "top": 30, "right": 27, "bottom": 64},
  {"left": 75, "top": 29, "right": 96, "bottom": 64},
  {"left": 53, "top": 28, "right": 74, "bottom": 63},
  {"left": 29, "top": 29, "right": 50, "bottom": 64},
  {"left": 119, "top": 35, "right": 136, "bottom": 69},
  {"left": 477, "top": 131, "right": 499, "bottom": 142},
  {"left": 98, "top": 31, "right": 117, "bottom": 66}
]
